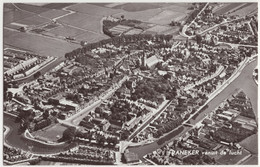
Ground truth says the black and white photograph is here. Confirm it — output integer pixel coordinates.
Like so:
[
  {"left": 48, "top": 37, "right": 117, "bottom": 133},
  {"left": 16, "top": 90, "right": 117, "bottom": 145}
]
[{"left": 2, "top": 1, "right": 258, "bottom": 165}]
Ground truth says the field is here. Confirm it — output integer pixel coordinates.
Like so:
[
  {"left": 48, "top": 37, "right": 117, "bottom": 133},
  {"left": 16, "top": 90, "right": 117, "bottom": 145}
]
[
  {"left": 113, "top": 3, "right": 163, "bottom": 12},
  {"left": 125, "top": 28, "right": 143, "bottom": 35},
  {"left": 4, "top": 10, "right": 34, "bottom": 25},
  {"left": 113, "top": 8, "right": 162, "bottom": 22},
  {"left": 148, "top": 10, "right": 187, "bottom": 25},
  {"left": 14, "top": 3, "right": 50, "bottom": 14},
  {"left": 31, "top": 124, "right": 67, "bottom": 142},
  {"left": 42, "top": 3, "right": 76, "bottom": 9},
  {"left": 239, "top": 134, "right": 258, "bottom": 154},
  {"left": 48, "top": 26, "right": 86, "bottom": 38},
  {"left": 216, "top": 149, "right": 251, "bottom": 165},
  {"left": 145, "top": 25, "right": 173, "bottom": 33},
  {"left": 229, "top": 3, "right": 257, "bottom": 16},
  {"left": 67, "top": 3, "right": 123, "bottom": 16},
  {"left": 57, "top": 13, "right": 103, "bottom": 33},
  {"left": 214, "top": 3, "right": 244, "bottom": 15},
  {"left": 15, "top": 15, "right": 49, "bottom": 26},
  {"left": 109, "top": 25, "right": 132, "bottom": 34},
  {"left": 242, "top": 155, "right": 258, "bottom": 165},
  {"left": 3, "top": 29, "right": 79, "bottom": 57},
  {"left": 39, "top": 9, "right": 70, "bottom": 19},
  {"left": 74, "top": 33, "right": 108, "bottom": 43}
]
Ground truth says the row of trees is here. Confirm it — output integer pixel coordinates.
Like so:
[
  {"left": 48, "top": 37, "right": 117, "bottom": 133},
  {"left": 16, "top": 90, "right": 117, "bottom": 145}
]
[{"left": 64, "top": 34, "right": 172, "bottom": 60}]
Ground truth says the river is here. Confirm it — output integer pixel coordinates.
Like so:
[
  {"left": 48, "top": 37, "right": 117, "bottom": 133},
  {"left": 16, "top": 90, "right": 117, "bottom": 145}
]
[{"left": 3, "top": 59, "right": 257, "bottom": 156}]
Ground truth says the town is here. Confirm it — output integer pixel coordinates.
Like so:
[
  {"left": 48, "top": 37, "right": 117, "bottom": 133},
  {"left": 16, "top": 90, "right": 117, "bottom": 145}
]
[{"left": 3, "top": 2, "right": 258, "bottom": 166}]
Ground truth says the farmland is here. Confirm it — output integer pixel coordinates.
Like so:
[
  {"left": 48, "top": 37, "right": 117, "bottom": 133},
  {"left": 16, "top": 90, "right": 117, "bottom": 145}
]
[
  {"left": 57, "top": 13, "right": 103, "bottom": 33},
  {"left": 67, "top": 3, "right": 123, "bottom": 16},
  {"left": 148, "top": 10, "right": 187, "bottom": 25},
  {"left": 15, "top": 15, "right": 49, "bottom": 26},
  {"left": 229, "top": 3, "right": 257, "bottom": 16},
  {"left": 48, "top": 26, "right": 86, "bottom": 38},
  {"left": 214, "top": 3, "right": 244, "bottom": 15},
  {"left": 3, "top": 29, "right": 79, "bottom": 57},
  {"left": 39, "top": 9, "right": 70, "bottom": 19}
]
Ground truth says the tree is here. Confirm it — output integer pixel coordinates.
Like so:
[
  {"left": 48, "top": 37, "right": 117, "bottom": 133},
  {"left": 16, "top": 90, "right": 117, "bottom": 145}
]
[
  {"left": 196, "top": 34, "right": 202, "bottom": 44},
  {"left": 62, "top": 127, "right": 77, "bottom": 141}
]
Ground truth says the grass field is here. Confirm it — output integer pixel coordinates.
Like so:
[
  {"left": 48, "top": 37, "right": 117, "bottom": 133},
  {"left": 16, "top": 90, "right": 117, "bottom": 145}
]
[
  {"left": 113, "top": 3, "right": 162, "bottom": 12},
  {"left": 15, "top": 3, "right": 50, "bottom": 14},
  {"left": 4, "top": 10, "right": 34, "bottom": 25},
  {"left": 74, "top": 33, "right": 108, "bottom": 43},
  {"left": 31, "top": 124, "right": 67, "bottom": 142},
  {"left": 214, "top": 3, "right": 244, "bottom": 15},
  {"left": 216, "top": 149, "right": 251, "bottom": 165},
  {"left": 4, "top": 29, "right": 79, "bottom": 57},
  {"left": 145, "top": 25, "right": 173, "bottom": 33},
  {"left": 58, "top": 13, "right": 103, "bottom": 33},
  {"left": 48, "top": 25, "right": 86, "bottom": 38},
  {"left": 113, "top": 8, "right": 162, "bottom": 22},
  {"left": 39, "top": 9, "right": 70, "bottom": 19},
  {"left": 68, "top": 3, "right": 123, "bottom": 16},
  {"left": 42, "top": 3, "right": 75, "bottom": 9},
  {"left": 239, "top": 134, "right": 258, "bottom": 154},
  {"left": 15, "top": 15, "right": 50, "bottom": 26},
  {"left": 229, "top": 3, "right": 257, "bottom": 16},
  {"left": 148, "top": 10, "right": 186, "bottom": 25},
  {"left": 241, "top": 155, "right": 258, "bottom": 165}
]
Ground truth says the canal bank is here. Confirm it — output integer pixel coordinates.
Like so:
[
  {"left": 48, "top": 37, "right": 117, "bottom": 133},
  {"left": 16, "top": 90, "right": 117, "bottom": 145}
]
[
  {"left": 128, "top": 59, "right": 258, "bottom": 159},
  {"left": 4, "top": 59, "right": 257, "bottom": 156}
]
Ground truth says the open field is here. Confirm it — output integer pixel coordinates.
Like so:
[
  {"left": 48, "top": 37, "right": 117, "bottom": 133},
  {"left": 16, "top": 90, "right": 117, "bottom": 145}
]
[
  {"left": 48, "top": 25, "right": 86, "bottom": 38},
  {"left": 58, "top": 13, "right": 102, "bottom": 33},
  {"left": 242, "top": 155, "right": 258, "bottom": 165},
  {"left": 39, "top": 9, "right": 70, "bottom": 19},
  {"left": 31, "top": 124, "right": 67, "bottom": 142},
  {"left": 113, "top": 3, "right": 163, "bottom": 12},
  {"left": 145, "top": 25, "right": 173, "bottom": 33},
  {"left": 42, "top": 3, "right": 75, "bottom": 9},
  {"left": 230, "top": 3, "right": 257, "bottom": 16},
  {"left": 214, "top": 3, "right": 244, "bottom": 15},
  {"left": 216, "top": 149, "right": 251, "bottom": 165},
  {"left": 67, "top": 3, "right": 123, "bottom": 16},
  {"left": 113, "top": 8, "right": 162, "bottom": 22},
  {"left": 15, "top": 15, "right": 50, "bottom": 26},
  {"left": 14, "top": 3, "right": 50, "bottom": 14},
  {"left": 239, "top": 134, "right": 258, "bottom": 154},
  {"left": 74, "top": 33, "right": 108, "bottom": 43},
  {"left": 4, "top": 10, "right": 34, "bottom": 25},
  {"left": 4, "top": 29, "right": 79, "bottom": 57},
  {"left": 148, "top": 10, "right": 186, "bottom": 25}
]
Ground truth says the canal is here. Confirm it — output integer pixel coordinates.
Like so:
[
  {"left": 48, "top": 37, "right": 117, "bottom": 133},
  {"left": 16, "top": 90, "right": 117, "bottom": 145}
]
[{"left": 3, "top": 59, "right": 257, "bottom": 156}]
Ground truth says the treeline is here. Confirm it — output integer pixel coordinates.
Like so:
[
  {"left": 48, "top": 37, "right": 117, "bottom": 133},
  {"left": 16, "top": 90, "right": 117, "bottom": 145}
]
[{"left": 64, "top": 34, "right": 172, "bottom": 60}]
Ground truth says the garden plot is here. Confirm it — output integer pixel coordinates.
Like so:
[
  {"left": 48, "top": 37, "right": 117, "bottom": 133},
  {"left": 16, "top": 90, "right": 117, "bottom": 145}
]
[
  {"left": 109, "top": 25, "right": 132, "bottom": 34},
  {"left": 145, "top": 25, "right": 173, "bottom": 34}
]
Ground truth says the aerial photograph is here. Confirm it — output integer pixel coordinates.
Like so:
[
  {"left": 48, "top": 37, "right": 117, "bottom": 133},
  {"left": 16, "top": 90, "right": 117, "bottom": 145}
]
[{"left": 3, "top": 1, "right": 258, "bottom": 165}]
